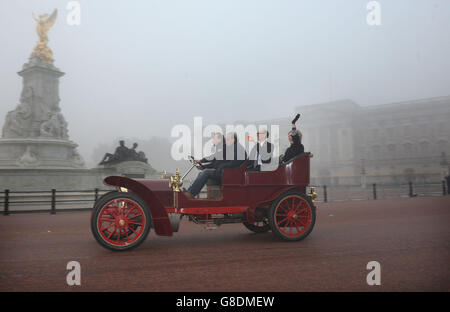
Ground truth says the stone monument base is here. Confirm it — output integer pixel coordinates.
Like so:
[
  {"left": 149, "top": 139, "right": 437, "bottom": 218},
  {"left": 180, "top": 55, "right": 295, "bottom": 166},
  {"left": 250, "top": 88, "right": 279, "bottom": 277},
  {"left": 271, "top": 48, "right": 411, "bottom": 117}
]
[
  {"left": 0, "top": 138, "right": 84, "bottom": 169},
  {"left": 100, "top": 161, "right": 156, "bottom": 178},
  {"left": 0, "top": 161, "right": 160, "bottom": 192},
  {"left": 0, "top": 168, "right": 113, "bottom": 192}
]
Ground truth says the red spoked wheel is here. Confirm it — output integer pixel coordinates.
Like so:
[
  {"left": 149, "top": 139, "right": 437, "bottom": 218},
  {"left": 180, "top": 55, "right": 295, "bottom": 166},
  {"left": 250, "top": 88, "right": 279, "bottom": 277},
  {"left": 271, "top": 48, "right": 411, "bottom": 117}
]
[
  {"left": 91, "top": 191, "right": 151, "bottom": 251},
  {"left": 269, "top": 190, "right": 316, "bottom": 241}
]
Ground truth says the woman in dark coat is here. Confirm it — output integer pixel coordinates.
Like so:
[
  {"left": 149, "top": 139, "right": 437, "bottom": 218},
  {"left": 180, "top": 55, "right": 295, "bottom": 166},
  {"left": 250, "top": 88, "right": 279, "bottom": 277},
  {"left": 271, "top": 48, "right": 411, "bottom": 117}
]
[{"left": 280, "top": 114, "right": 304, "bottom": 164}]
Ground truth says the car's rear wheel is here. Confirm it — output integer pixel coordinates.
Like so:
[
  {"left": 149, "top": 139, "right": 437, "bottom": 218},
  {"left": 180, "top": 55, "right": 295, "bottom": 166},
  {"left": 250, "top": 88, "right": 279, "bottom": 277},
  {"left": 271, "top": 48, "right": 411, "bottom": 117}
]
[
  {"left": 91, "top": 191, "right": 151, "bottom": 251},
  {"left": 269, "top": 190, "right": 316, "bottom": 241}
]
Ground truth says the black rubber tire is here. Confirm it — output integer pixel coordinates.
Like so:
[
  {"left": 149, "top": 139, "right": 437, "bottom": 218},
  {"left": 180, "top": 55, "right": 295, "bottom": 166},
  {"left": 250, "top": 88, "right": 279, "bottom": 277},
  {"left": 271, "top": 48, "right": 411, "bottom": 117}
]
[
  {"left": 91, "top": 191, "right": 151, "bottom": 251},
  {"left": 93, "top": 190, "right": 118, "bottom": 207},
  {"left": 243, "top": 213, "right": 271, "bottom": 233},
  {"left": 243, "top": 220, "right": 271, "bottom": 233},
  {"left": 268, "top": 190, "right": 316, "bottom": 242},
  {"left": 243, "top": 206, "right": 271, "bottom": 233}
]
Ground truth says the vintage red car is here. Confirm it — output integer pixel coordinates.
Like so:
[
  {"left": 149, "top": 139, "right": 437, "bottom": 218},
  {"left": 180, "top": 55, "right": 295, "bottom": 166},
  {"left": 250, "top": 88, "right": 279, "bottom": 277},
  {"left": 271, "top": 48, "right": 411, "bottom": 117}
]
[{"left": 90, "top": 153, "right": 317, "bottom": 251}]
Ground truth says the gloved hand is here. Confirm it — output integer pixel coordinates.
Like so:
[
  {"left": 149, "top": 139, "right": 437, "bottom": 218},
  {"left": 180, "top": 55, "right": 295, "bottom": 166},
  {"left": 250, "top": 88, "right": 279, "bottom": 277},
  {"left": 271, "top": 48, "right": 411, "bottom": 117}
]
[{"left": 292, "top": 113, "right": 300, "bottom": 124}]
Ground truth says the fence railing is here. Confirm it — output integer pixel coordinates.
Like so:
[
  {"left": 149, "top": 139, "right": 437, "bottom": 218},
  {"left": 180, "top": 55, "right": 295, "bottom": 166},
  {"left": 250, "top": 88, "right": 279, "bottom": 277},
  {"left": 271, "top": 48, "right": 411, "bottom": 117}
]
[
  {"left": 1, "top": 181, "right": 448, "bottom": 215},
  {"left": 311, "top": 181, "right": 448, "bottom": 203},
  {"left": 1, "top": 188, "right": 112, "bottom": 215}
]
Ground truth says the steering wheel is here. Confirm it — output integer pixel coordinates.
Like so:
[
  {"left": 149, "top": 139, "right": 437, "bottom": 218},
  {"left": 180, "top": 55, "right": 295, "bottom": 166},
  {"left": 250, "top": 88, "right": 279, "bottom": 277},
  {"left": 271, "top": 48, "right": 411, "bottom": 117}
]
[{"left": 188, "top": 156, "right": 205, "bottom": 169}]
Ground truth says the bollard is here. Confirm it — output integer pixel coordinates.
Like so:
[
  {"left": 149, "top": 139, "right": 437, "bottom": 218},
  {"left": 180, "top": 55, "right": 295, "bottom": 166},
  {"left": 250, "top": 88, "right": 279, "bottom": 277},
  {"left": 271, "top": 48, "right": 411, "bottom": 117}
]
[
  {"left": 373, "top": 183, "right": 377, "bottom": 200},
  {"left": 323, "top": 185, "right": 328, "bottom": 203},
  {"left": 443, "top": 180, "right": 447, "bottom": 196},
  {"left": 51, "top": 189, "right": 56, "bottom": 214},
  {"left": 408, "top": 181, "right": 413, "bottom": 197},
  {"left": 4, "top": 189, "right": 9, "bottom": 216},
  {"left": 95, "top": 188, "right": 99, "bottom": 203}
]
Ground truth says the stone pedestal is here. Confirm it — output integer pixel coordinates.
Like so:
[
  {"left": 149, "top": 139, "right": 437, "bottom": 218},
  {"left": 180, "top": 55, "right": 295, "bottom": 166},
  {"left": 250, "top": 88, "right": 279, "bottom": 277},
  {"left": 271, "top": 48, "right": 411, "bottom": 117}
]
[
  {"left": 0, "top": 138, "right": 84, "bottom": 169},
  {"left": 0, "top": 168, "right": 115, "bottom": 191},
  {"left": 100, "top": 161, "right": 157, "bottom": 178},
  {"left": 0, "top": 164, "right": 161, "bottom": 192}
]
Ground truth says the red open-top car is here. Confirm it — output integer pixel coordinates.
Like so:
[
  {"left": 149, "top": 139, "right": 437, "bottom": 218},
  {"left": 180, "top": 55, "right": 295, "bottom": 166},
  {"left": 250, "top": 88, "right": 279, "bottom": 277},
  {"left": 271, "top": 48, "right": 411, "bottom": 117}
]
[{"left": 91, "top": 153, "right": 317, "bottom": 251}]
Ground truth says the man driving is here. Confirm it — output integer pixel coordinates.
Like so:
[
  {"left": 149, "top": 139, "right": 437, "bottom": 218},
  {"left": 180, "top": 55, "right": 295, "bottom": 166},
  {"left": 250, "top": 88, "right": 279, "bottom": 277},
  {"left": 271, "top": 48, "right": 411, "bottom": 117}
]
[
  {"left": 192, "top": 132, "right": 225, "bottom": 169},
  {"left": 185, "top": 132, "right": 246, "bottom": 198}
]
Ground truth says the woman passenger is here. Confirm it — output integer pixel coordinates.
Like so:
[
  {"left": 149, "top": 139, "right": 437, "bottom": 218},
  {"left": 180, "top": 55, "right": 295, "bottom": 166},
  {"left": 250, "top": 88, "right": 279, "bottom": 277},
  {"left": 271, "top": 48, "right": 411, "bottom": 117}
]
[{"left": 280, "top": 114, "right": 304, "bottom": 164}]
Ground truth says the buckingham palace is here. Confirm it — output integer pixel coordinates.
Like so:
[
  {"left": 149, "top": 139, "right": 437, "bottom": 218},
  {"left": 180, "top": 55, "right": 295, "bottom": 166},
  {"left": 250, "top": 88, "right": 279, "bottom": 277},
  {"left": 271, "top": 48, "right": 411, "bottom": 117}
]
[{"left": 259, "top": 96, "right": 450, "bottom": 186}]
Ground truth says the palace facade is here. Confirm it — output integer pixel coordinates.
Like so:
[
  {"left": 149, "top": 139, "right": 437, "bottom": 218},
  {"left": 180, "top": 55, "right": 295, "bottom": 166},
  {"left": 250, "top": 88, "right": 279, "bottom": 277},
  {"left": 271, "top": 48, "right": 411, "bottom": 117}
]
[{"left": 260, "top": 96, "right": 450, "bottom": 186}]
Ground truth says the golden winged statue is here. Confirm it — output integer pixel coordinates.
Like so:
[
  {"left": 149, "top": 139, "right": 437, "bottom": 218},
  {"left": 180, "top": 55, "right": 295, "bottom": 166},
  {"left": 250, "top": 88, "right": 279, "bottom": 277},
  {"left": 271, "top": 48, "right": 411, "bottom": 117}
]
[{"left": 32, "top": 9, "right": 57, "bottom": 64}]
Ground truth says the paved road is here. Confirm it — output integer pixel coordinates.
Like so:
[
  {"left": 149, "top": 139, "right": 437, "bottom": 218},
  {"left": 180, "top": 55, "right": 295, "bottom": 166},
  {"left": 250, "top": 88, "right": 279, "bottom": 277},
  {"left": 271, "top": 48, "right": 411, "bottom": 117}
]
[{"left": 0, "top": 196, "right": 449, "bottom": 291}]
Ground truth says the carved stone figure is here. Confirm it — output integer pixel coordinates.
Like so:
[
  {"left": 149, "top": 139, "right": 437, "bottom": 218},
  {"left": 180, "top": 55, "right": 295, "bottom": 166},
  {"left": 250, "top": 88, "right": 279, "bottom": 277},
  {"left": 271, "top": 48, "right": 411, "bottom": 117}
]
[
  {"left": 38, "top": 111, "right": 69, "bottom": 139},
  {"left": 57, "top": 112, "right": 69, "bottom": 139},
  {"left": 17, "top": 146, "right": 39, "bottom": 167},
  {"left": 2, "top": 102, "right": 32, "bottom": 138},
  {"left": 21, "top": 86, "right": 34, "bottom": 102},
  {"left": 40, "top": 112, "right": 59, "bottom": 138}
]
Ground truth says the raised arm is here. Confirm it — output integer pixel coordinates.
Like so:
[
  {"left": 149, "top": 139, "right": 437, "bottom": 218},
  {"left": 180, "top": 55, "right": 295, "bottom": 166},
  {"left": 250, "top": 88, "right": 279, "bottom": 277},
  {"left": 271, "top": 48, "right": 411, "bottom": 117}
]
[{"left": 290, "top": 114, "right": 301, "bottom": 145}]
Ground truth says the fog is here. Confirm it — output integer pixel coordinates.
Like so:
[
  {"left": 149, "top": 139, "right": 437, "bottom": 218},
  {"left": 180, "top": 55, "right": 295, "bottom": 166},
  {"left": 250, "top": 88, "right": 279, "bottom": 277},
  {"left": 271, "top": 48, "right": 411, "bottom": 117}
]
[{"left": 1, "top": 0, "right": 449, "bottom": 170}]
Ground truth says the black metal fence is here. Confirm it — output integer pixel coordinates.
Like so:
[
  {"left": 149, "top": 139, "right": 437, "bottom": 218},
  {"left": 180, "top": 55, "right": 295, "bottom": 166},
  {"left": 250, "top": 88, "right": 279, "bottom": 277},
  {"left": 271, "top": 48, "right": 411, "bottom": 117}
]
[
  {"left": 1, "top": 188, "right": 112, "bottom": 215},
  {"left": 311, "top": 181, "right": 448, "bottom": 203},
  {"left": 1, "top": 181, "right": 448, "bottom": 215}
]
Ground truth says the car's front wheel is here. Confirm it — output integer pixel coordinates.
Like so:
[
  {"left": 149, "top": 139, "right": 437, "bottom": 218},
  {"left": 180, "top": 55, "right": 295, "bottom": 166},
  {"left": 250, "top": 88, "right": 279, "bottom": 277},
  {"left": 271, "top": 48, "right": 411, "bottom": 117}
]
[{"left": 91, "top": 191, "right": 151, "bottom": 251}]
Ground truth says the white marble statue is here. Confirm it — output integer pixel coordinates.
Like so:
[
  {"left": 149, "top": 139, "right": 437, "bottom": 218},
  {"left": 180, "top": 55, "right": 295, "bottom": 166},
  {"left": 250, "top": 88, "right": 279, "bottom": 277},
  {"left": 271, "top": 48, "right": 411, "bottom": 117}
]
[
  {"left": 17, "top": 146, "right": 39, "bottom": 167},
  {"left": 2, "top": 102, "right": 32, "bottom": 138},
  {"left": 39, "top": 111, "right": 69, "bottom": 139}
]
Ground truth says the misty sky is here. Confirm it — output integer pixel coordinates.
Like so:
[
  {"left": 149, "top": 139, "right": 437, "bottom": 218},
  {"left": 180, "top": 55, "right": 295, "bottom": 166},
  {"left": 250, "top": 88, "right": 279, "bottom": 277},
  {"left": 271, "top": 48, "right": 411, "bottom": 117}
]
[{"left": 1, "top": 0, "right": 449, "bottom": 167}]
